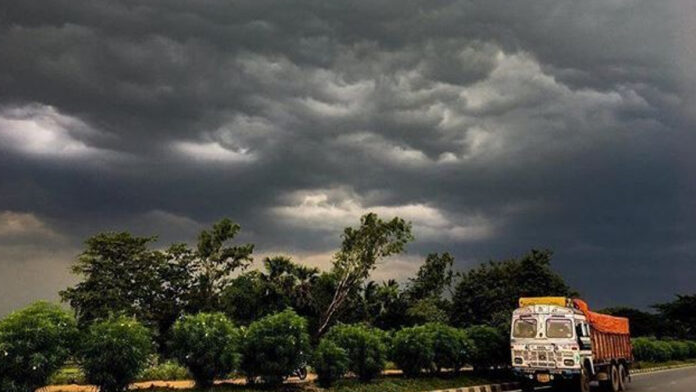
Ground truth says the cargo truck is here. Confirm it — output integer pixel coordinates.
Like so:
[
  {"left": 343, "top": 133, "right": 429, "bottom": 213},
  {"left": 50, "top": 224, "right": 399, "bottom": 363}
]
[{"left": 510, "top": 297, "right": 632, "bottom": 392}]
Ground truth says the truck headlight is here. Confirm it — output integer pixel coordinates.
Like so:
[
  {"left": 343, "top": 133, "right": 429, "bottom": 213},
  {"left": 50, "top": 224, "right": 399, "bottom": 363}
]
[
  {"left": 563, "top": 359, "right": 575, "bottom": 366},
  {"left": 514, "top": 357, "right": 523, "bottom": 365}
]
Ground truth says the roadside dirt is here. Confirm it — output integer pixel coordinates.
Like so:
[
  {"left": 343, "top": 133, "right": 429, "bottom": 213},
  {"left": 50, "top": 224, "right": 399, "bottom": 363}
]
[{"left": 38, "top": 370, "right": 412, "bottom": 391}]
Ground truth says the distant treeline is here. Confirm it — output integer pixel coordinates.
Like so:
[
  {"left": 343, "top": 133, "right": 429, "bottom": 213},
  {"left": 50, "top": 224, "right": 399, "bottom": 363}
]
[{"left": 1, "top": 213, "right": 694, "bottom": 392}]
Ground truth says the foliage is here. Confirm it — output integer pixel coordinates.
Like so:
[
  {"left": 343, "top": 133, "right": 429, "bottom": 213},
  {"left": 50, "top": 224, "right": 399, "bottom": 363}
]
[
  {"left": 666, "top": 340, "right": 690, "bottom": 360},
  {"left": 0, "top": 302, "right": 78, "bottom": 392},
  {"left": 630, "top": 337, "right": 696, "bottom": 362},
  {"left": 240, "top": 309, "right": 310, "bottom": 386},
  {"left": 391, "top": 325, "right": 435, "bottom": 377},
  {"left": 184, "top": 218, "right": 255, "bottom": 313},
  {"left": 406, "top": 298, "right": 450, "bottom": 325},
  {"left": 61, "top": 219, "right": 253, "bottom": 348},
  {"left": 653, "top": 295, "right": 696, "bottom": 339},
  {"left": 427, "top": 323, "right": 471, "bottom": 373},
  {"left": 318, "top": 213, "right": 413, "bottom": 335},
  {"left": 138, "top": 360, "right": 189, "bottom": 381},
  {"left": 325, "top": 324, "right": 387, "bottom": 382},
  {"left": 60, "top": 233, "right": 188, "bottom": 335},
  {"left": 465, "top": 325, "right": 508, "bottom": 370},
  {"left": 405, "top": 253, "right": 454, "bottom": 302},
  {"left": 170, "top": 313, "right": 241, "bottom": 388},
  {"left": 222, "top": 256, "right": 319, "bottom": 326},
  {"left": 363, "top": 280, "right": 411, "bottom": 331},
  {"left": 451, "top": 249, "right": 573, "bottom": 328},
  {"left": 78, "top": 316, "right": 152, "bottom": 392},
  {"left": 312, "top": 339, "right": 349, "bottom": 388}
]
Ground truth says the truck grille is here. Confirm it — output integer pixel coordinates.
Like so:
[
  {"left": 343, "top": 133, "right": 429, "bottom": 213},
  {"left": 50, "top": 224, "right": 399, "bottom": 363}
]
[{"left": 514, "top": 350, "right": 564, "bottom": 368}]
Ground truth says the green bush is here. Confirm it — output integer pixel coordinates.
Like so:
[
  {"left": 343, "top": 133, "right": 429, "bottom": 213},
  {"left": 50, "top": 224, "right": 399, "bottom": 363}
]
[
  {"left": 138, "top": 359, "right": 189, "bottom": 381},
  {"left": 170, "top": 313, "right": 240, "bottom": 388},
  {"left": 391, "top": 325, "right": 434, "bottom": 377},
  {"left": 138, "top": 359, "right": 190, "bottom": 381},
  {"left": 240, "top": 309, "right": 310, "bottom": 386},
  {"left": 632, "top": 338, "right": 655, "bottom": 362},
  {"left": 651, "top": 340, "right": 673, "bottom": 362},
  {"left": 312, "top": 339, "right": 349, "bottom": 388},
  {"left": 0, "top": 302, "right": 78, "bottom": 392},
  {"left": 666, "top": 340, "right": 689, "bottom": 361},
  {"left": 325, "top": 324, "right": 387, "bottom": 382},
  {"left": 48, "top": 366, "right": 86, "bottom": 385},
  {"left": 685, "top": 341, "right": 696, "bottom": 359},
  {"left": 427, "top": 323, "right": 471, "bottom": 373},
  {"left": 464, "top": 325, "right": 508, "bottom": 370},
  {"left": 78, "top": 316, "right": 152, "bottom": 392}
]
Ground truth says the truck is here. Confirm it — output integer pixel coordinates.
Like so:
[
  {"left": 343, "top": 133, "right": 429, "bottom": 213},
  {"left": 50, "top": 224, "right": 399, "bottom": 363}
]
[{"left": 510, "top": 297, "right": 632, "bottom": 392}]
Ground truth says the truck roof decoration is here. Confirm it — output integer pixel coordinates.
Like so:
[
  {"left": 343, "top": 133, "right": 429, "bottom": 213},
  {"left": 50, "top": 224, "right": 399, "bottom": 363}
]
[{"left": 518, "top": 297, "right": 630, "bottom": 335}]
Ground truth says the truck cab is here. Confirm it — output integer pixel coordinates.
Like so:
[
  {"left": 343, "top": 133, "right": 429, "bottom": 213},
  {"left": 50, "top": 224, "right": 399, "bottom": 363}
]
[
  {"left": 511, "top": 303, "right": 592, "bottom": 388},
  {"left": 510, "top": 297, "right": 631, "bottom": 392}
]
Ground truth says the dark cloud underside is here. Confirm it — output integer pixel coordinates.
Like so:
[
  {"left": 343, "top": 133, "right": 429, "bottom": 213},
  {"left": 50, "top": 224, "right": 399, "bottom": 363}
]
[{"left": 0, "top": 0, "right": 695, "bottom": 314}]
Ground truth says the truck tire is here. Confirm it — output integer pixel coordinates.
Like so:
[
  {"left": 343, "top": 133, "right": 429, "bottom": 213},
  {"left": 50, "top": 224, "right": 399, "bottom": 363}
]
[
  {"left": 602, "top": 364, "right": 621, "bottom": 392},
  {"left": 570, "top": 366, "right": 591, "bottom": 392},
  {"left": 618, "top": 363, "right": 629, "bottom": 390}
]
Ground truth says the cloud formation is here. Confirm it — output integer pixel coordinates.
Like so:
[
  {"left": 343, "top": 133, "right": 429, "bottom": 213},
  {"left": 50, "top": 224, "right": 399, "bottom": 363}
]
[{"left": 0, "top": 0, "right": 694, "bottom": 314}]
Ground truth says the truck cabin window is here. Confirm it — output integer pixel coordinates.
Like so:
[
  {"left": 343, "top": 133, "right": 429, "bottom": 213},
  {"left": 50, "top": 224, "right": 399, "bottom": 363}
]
[
  {"left": 546, "top": 319, "right": 573, "bottom": 338},
  {"left": 513, "top": 319, "right": 537, "bottom": 338}
]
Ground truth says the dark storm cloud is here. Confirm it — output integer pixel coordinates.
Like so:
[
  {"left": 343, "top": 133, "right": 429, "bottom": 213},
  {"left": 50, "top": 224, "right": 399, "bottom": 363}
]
[{"left": 0, "top": 0, "right": 694, "bottom": 314}]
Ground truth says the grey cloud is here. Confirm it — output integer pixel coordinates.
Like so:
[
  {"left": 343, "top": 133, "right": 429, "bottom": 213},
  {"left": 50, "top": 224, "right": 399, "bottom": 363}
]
[{"left": 0, "top": 0, "right": 694, "bottom": 314}]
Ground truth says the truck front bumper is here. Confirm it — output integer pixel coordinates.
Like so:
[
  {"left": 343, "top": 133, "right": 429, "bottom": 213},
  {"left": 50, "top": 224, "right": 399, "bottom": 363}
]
[{"left": 513, "top": 367, "right": 581, "bottom": 384}]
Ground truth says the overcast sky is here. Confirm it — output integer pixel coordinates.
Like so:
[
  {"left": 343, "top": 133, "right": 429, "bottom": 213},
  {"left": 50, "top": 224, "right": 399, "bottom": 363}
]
[{"left": 1, "top": 0, "right": 695, "bottom": 315}]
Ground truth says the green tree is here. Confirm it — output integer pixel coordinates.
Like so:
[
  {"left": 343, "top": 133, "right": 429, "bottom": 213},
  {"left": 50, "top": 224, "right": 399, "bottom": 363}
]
[
  {"left": 222, "top": 256, "right": 319, "bottom": 326},
  {"left": 78, "top": 316, "right": 152, "bottom": 392},
  {"left": 60, "top": 233, "right": 188, "bottom": 338},
  {"left": 317, "top": 213, "right": 413, "bottom": 335},
  {"left": 405, "top": 253, "right": 454, "bottom": 301},
  {"left": 451, "top": 249, "right": 573, "bottom": 328},
  {"left": 185, "top": 218, "right": 255, "bottom": 312},
  {"left": 325, "top": 324, "right": 387, "bottom": 382},
  {"left": 0, "top": 302, "right": 78, "bottom": 392},
  {"left": 653, "top": 295, "right": 696, "bottom": 339},
  {"left": 170, "top": 313, "right": 241, "bottom": 388},
  {"left": 240, "top": 309, "right": 310, "bottom": 386}
]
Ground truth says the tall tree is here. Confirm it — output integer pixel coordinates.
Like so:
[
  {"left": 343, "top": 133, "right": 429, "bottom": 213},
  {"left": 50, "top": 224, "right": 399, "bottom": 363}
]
[
  {"left": 316, "top": 213, "right": 413, "bottom": 335},
  {"left": 451, "top": 249, "right": 573, "bottom": 328},
  {"left": 405, "top": 252, "right": 454, "bottom": 301},
  {"left": 60, "top": 232, "right": 187, "bottom": 336},
  {"left": 185, "top": 218, "right": 254, "bottom": 312},
  {"left": 653, "top": 294, "right": 696, "bottom": 339},
  {"left": 221, "top": 256, "right": 319, "bottom": 325}
]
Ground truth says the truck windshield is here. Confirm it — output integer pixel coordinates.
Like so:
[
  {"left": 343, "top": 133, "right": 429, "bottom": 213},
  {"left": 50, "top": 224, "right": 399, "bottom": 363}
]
[
  {"left": 546, "top": 319, "right": 573, "bottom": 338},
  {"left": 513, "top": 319, "right": 537, "bottom": 338}
]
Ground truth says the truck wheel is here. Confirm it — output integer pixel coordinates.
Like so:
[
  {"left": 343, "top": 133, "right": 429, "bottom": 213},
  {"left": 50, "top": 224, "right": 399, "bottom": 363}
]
[
  {"left": 571, "top": 367, "right": 591, "bottom": 392},
  {"left": 605, "top": 364, "right": 620, "bottom": 392},
  {"left": 618, "top": 364, "right": 629, "bottom": 390}
]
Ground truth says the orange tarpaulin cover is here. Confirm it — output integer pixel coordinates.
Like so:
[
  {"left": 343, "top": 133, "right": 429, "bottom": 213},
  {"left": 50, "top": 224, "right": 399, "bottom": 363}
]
[{"left": 572, "top": 299, "right": 630, "bottom": 335}]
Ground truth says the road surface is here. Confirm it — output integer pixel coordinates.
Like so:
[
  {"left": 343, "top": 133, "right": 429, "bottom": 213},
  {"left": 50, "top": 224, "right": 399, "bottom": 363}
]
[
  {"left": 629, "top": 366, "right": 696, "bottom": 392},
  {"left": 522, "top": 366, "right": 696, "bottom": 392}
]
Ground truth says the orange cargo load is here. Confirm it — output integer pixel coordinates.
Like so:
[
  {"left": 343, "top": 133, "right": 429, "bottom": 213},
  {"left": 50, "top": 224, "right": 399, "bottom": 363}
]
[{"left": 572, "top": 299, "right": 630, "bottom": 335}]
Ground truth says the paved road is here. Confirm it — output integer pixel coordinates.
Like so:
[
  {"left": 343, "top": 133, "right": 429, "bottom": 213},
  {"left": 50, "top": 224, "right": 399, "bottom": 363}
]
[
  {"left": 519, "top": 367, "right": 696, "bottom": 392},
  {"left": 629, "top": 366, "right": 696, "bottom": 392}
]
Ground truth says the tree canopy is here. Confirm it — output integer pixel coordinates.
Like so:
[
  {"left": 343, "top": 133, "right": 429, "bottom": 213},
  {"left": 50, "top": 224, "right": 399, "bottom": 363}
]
[{"left": 451, "top": 249, "right": 573, "bottom": 328}]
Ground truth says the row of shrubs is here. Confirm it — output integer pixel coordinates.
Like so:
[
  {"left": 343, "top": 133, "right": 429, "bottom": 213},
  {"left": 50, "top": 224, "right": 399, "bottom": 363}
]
[
  {"left": 0, "top": 302, "right": 509, "bottom": 392},
  {"left": 632, "top": 337, "right": 696, "bottom": 363}
]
